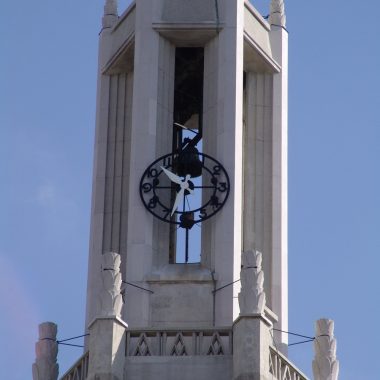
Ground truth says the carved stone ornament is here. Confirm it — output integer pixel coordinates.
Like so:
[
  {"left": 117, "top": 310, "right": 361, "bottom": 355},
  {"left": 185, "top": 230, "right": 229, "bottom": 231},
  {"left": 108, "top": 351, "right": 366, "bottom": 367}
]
[
  {"left": 238, "top": 250, "right": 266, "bottom": 315},
  {"left": 32, "top": 322, "right": 59, "bottom": 380},
  {"left": 313, "top": 319, "right": 339, "bottom": 380},
  {"left": 98, "top": 251, "right": 123, "bottom": 318},
  {"left": 102, "top": 0, "right": 118, "bottom": 29},
  {"left": 269, "top": 0, "right": 286, "bottom": 27}
]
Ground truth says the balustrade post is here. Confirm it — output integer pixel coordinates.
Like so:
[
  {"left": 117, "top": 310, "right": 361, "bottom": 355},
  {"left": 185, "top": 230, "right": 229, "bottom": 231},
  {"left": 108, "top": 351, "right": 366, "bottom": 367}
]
[
  {"left": 32, "top": 322, "right": 59, "bottom": 380},
  {"left": 87, "top": 252, "right": 128, "bottom": 380},
  {"left": 312, "top": 318, "right": 339, "bottom": 380}
]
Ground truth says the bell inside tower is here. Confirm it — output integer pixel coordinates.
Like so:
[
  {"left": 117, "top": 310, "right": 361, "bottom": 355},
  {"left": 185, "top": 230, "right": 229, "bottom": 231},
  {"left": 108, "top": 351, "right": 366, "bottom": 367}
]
[{"left": 169, "top": 47, "right": 204, "bottom": 264}]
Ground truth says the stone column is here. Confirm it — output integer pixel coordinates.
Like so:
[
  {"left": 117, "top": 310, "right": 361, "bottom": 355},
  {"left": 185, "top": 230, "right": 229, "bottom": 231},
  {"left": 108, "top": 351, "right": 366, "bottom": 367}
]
[
  {"left": 243, "top": 72, "right": 273, "bottom": 307},
  {"left": 313, "top": 319, "right": 339, "bottom": 380},
  {"left": 85, "top": 0, "right": 121, "bottom": 341},
  {"left": 124, "top": 0, "right": 161, "bottom": 326},
  {"left": 233, "top": 251, "right": 272, "bottom": 380},
  {"left": 269, "top": 0, "right": 288, "bottom": 353},
  {"left": 210, "top": 0, "right": 245, "bottom": 327},
  {"left": 87, "top": 252, "right": 127, "bottom": 380},
  {"left": 32, "top": 322, "right": 58, "bottom": 380}
]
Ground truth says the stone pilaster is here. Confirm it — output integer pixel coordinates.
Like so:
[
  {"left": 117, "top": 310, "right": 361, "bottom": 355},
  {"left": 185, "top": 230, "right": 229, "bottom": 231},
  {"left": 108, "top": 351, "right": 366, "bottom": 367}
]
[
  {"left": 87, "top": 317, "right": 127, "bottom": 380},
  {"left": 32, "top": 322, "right": 58, "bottom": 380},
  {"left": 85, "top": 0, "right": 122, "bottom": 342},
  {"left": 87, "top": 252, "right": 127, "bottom": 380},
  {"left": 313, "top": 319, "right": 339, "bottom": 380},
  {"left": 233, "top": 316, "right": 272, "bottom": 380},
  {"left": 269, "top": 2, "right": 288, "bottom": 351}
]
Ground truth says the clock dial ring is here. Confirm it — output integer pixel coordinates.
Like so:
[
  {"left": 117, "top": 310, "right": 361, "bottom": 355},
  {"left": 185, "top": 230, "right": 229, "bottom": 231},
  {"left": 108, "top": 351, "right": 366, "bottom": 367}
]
[{"left": 139, "top": 152, "right": 230, "bottom": 226}]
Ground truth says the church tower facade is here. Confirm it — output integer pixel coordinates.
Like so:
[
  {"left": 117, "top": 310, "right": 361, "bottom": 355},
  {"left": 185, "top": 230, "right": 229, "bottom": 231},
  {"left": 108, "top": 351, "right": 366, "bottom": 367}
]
[
  {"left": 81, "top": 0, "right": 296, "bottom": 379},
  {"left": 31, "top": 2, "right": 341, "bottom": 379}
]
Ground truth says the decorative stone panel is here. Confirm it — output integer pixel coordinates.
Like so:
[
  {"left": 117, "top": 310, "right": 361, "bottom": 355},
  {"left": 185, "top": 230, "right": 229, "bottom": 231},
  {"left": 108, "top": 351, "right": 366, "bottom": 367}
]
[{"left": 126, "top": 328, "right": 232, "bottom": 357}]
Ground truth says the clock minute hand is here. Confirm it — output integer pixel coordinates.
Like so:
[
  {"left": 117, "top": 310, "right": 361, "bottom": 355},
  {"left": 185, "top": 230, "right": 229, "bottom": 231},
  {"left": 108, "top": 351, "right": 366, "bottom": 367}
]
[{"left": 161, "top": 166, "right": 182, "bottom": 185}]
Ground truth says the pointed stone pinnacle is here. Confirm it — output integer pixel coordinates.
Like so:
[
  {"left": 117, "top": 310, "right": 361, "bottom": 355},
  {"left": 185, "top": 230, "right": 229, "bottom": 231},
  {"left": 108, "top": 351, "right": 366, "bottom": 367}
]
[
  {"left": 313, "top": 319, "right": 339, "bottom": 380},
  {"left": 98, "top": 251, "right": 123, "bottom": 318},
  {"left": 269, "top": 0, "right": 286, "bottom": 27},
  {"left": 102, "top": 0, "right": 118, "bottom": 29},
  {"left": 238, "top": 250, "right": 266, "bottom": 315},
  {"left": 32, "top": 322, "right": 59, "bottom": 380}
]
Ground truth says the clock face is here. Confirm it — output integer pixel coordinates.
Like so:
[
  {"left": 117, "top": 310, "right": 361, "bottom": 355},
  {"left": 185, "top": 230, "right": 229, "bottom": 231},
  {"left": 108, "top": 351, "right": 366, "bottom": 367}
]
[{"left": 139, "top": 152, "right": 230, "bottom": 228}]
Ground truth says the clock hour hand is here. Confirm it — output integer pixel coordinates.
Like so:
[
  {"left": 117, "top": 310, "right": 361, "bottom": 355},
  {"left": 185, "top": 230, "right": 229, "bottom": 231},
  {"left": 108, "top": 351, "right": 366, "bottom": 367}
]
[
  {"left": 171, "top": 188, "right": 185, "bottom": 216},
  {"left": 171, "top": 176, "right": 194, "bottom": 216}
]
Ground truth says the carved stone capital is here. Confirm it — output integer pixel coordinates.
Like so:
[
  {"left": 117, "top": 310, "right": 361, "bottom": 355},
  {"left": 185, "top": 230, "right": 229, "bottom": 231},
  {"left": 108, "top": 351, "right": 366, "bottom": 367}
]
[
  {"left": 102, "top": 0, "right": 118, "bottom": 29},
  {"left": 269, "top": 0, "right": 286, "bottom": 27},
  {"left": 98, "top": 251, "right": 123, "bottom": 318},
  {"left": 313, "top": 319, "right": 339, "bottom": 380},
  {"left": 32, "top": 322, "right": 59, "bottom": 380},
  {"left": 238, "top": 250, "right": 266, "bottom": 315}
]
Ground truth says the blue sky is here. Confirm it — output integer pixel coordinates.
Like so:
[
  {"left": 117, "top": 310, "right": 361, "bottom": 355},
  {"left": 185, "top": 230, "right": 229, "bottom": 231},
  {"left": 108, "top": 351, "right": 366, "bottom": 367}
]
[{"left": 1, "top": 1, "right": 379, "bottom": 379}]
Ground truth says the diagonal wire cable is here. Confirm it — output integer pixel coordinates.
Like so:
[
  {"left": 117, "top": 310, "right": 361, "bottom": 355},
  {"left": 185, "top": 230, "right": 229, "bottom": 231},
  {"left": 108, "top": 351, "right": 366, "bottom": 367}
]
[{"left": 58, "top": 334, "right": 89, "bottom": 343}]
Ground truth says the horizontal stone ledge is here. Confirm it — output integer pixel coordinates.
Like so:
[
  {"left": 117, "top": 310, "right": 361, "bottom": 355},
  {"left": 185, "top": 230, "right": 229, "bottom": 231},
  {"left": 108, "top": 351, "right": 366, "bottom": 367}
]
[
  {"left": 145, "top": 264, "right": 215, "bottom": 283},
  {"left": 126, "top": 326, "right": 232, "bottom": 334}
]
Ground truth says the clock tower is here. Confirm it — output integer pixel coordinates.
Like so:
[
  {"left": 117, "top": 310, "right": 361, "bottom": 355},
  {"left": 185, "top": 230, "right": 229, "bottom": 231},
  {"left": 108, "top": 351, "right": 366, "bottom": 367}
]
[{"left": 80, "top": 0, "right": 296, "bottom": 379}]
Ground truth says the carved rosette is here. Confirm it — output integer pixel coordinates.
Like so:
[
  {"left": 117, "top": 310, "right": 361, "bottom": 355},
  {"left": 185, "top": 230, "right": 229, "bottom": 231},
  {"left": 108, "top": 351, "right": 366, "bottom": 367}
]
[
  {"left": 238, "top": 250, "right": 266, "bottom": 315},
  {"left": 313, "top": 319, "right": 339, "bottom": 380},
  {"left": 102, "top": 0, "right": 118, "bottom": 29},
  {"left": 98, "top": 251, "right": 123, "bottom": 318},
  {"left": 32, "top": 322, "right": 59, "bottom": 380},
  {"left": 269, "top": 0, "right": 286, "bottom": 27}
]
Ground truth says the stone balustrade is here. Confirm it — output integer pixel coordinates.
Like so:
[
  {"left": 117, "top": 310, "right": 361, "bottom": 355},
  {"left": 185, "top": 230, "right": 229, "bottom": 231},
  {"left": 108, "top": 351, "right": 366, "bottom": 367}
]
[
  {"left": 59, "top": 331, "right": 317, "bottom": 379},
  {"left": 269, "top": 346, "right": 309, "bottom": 380},
  {"left": 59, "top": 351, "right": 89, "bottom": 380}
]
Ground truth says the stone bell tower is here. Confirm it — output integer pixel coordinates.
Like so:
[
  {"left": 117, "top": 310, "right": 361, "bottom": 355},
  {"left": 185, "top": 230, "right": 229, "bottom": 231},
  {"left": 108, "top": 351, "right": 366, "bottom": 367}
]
[{"left": 80, "top": 0, "right": 296, "bottom": 379}]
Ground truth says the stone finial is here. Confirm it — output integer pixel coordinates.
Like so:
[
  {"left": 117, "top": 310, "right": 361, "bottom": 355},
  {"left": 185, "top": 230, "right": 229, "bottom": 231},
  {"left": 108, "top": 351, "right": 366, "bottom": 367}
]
[
  {"left": 313, "top": 319, "right": 339, "bottom": 380},
  {"left": 269, "top": 0, "right": 286, "bottom": 27},
  {"left": 32, "top": 322, "right": 59, "bottom": 380},
  {"left": 238, "top": 250, "right": 266, "bottom": 315},
  {"left": 102, "top": 0, "right": 118, "bottom": 29},
  {"left": 98, "top": 252, "right": 123, "bottom": 318}
]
